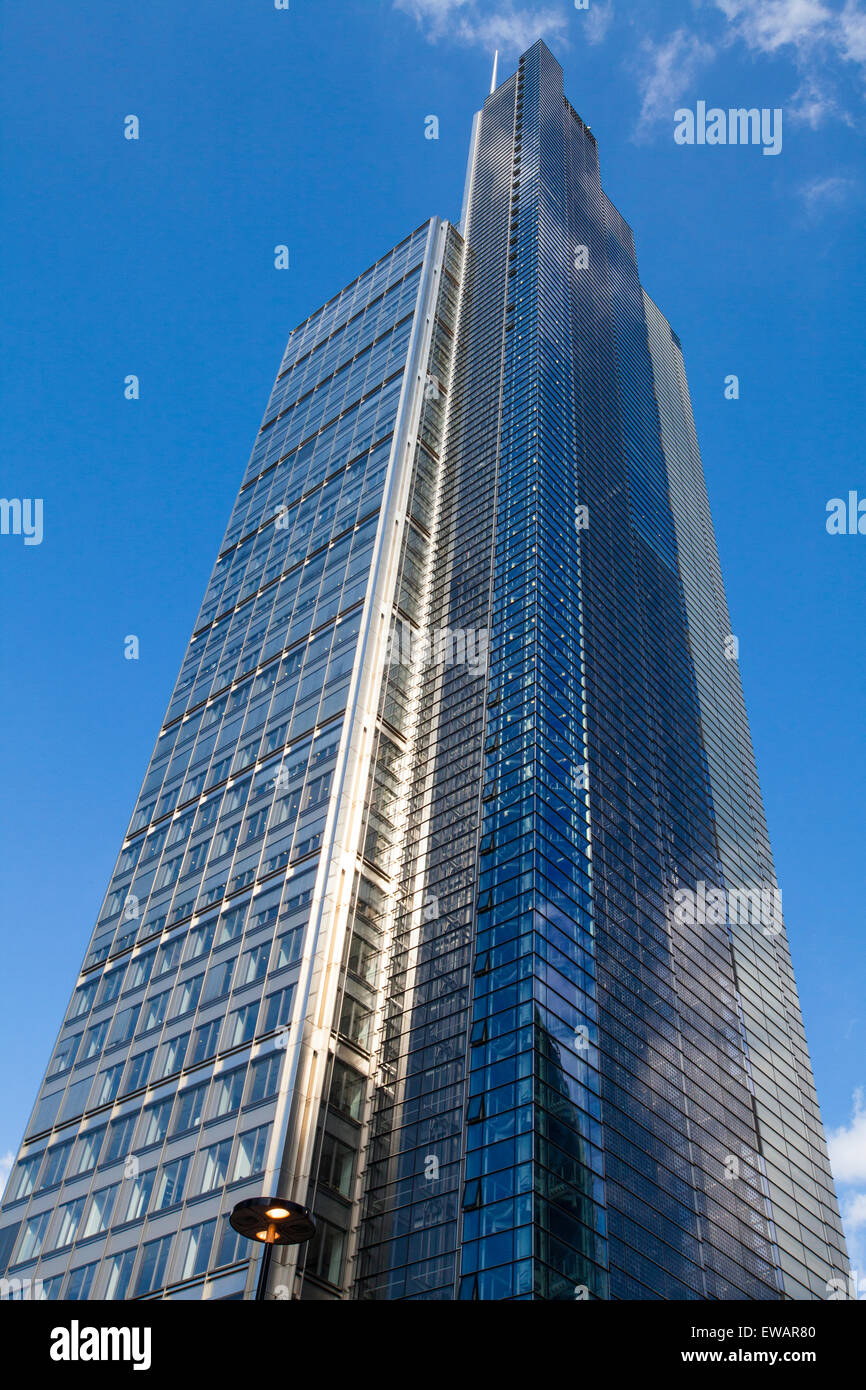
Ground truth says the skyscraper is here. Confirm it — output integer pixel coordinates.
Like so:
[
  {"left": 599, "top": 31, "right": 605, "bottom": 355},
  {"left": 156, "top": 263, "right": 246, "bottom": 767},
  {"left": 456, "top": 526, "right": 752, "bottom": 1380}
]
[{"left": 0, "top": 41, "right": 848, "bottom": 1303}]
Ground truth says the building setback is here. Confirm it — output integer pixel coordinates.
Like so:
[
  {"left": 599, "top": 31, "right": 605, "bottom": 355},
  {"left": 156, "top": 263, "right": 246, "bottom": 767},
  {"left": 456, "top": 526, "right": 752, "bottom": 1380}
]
[{"left": 0, "top": 41, "right": 848, "bottom": 1302}]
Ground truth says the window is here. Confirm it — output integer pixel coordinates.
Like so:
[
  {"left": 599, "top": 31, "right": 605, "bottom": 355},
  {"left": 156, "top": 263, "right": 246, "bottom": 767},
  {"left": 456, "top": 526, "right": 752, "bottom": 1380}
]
[
  {"left": 264, "top": 724, "right": 288, "bottom": 756},
  {"left": 232, "top": 1125, "right": 269, "bottom": 1182},
  {"left": 211, "top": 1065, "right": 247, "bottom": 1118},
  {"left": 103, "top": 1249, "right": 136, "bottom": 1300},
  {"left": 305, "top": 1218, "right": 346, "bottom": 1287},
  {"left": 141, "top": 910, "right": 167, "bottom": 940},
  {"left": 120, "top": 1168, "right": 155, "bottom": 1223},
  {"left": 347, "top": 932, "right": 377, "bottom": 985},
  {"left": 142, "top": 989, "right": 171, "bottom": 1031},
  {"left": 224, "top": 778, "right": 251, "bottom": 814},
  {"left": 185, "top": 838, "right": 211, "bottom": 874},
  {"left": 186, "top": 920, "right": 216, "bottom": 961},
  {"left": 226, "top": 861, "right": 254, "bottom": 895},
  {"left": 71, "top": 1126, "right": 107, "bottom": 1177},
  {"left": 113, "top": 926, "right": 137, "bottom": 956},
  {"left": 155, "top": 938, "right": 184, "bottom": 976},
  {"left": 158, "top": 1032, "right": 189, "bottom": 1078},
  {"left": 138, "top": 1098, "right": 172, "bottom": 1148},
  {"left": 153, "top": 1156, "right": 189, "bottom": 1211},
  {"left": 17, "top": 1211, "right": 51, "bottom": 1262},
  {"left": 213, "top": 824, "right": 240, "bottom": 859},
  {"left": 0, "top": 1223, "right": 21, "bottom": 1273},
  {"left": 92, "top": 1063, "right": 124, "bottom": 1108},
  {"left": 171, "top": 1082, "right": 209, "bottom": 1136},
  {"left": 209, "top": 754, "right": 232, "bottom": 785},
  {"left": 319, "top": 1132, "right": 355, "bottom": 1199},
  {"left": 142, "top": 827, "right": 168, "bottom": 862},
  {"left": 127, "top": 950, "right": 156, "bottom": 991},
  {"left": 190, "top": 1019, "right": 221, "bottom": 1065},
  {"left": 69, "top": 980, "right": 98, "bottom": 1019},
  {"left": 48, "top": 1032, "right": 81, "bottom": 1077},
  {"left": 125, "top": 1048, "right": 154, "bottom": 1092},
  {"left": 59, "top": 1076, "right": 92, "bottom": 1123},
  {"left": 249, "top": 889, "right": 281, "bottom": 931},
  {"left": 104, "top": 880, "right": 126, "bottom": 912},
  {"left": 182, "top": 771, "right": 206, "bottom": 802},
  {"left": 225, "top": 1002, "right": 258, "bottom": 1049},
  {"left": 51, "top": 1197, "right": 85, "bottom": 1251},
  {"left": 6, "top": 1153, "right": 42, "bottom": 1203},
  {"left": 176, "top": 1220, "right": 216, "bottom": 1282},
  {"left": 110, "top": 1005, "right": 140, "bottom": 1046},
  {"left": 98, "top": 965, "right": 126, "bottom": 1005},
  {"left": 103, "top": 1114, "right": 138, "bottom": 1164},
  {"left": 216, "top": 904, "right": 246, "bottom": 947},
  {"left": 275, "top": 929, "right": 303, "bottom": 969},
  {"left": 131, "top": 799, "right": 155, "bottom": 832},
  {"left": 81, "top": 1020, "right": 109, "bottom": 1061},
  {"left": 239, "top": 943, "right": 270, "bottom": 985},
  {"left": 195, "top": 797, "right": 221, "bottom": 830},
  {"left": 156, "top": 855, "right": 183, "bottom": 891},
  {"left": 135, "top": 1234, "right": 173, "bottom": 1296},
  {"left": 247, "top": 1052, "right": 282, "bottom": 1105},
  {"left": 243, "top": 807, "right": 269, "bottom": 842},
  {"left": 154, "top": 785, "right": 178, "bottom": 820},
  {"left": 65, "top": 1262, "right": 99, "bottom": 1299},
  {"left": 264, "top": 986, "right": 294, "bottom": 1035},
  {"left": 36, "top": 1140, "right": 73, "bottom": 1191},
  {"left": 199, "top": 1140, "right": 232, "bottom": 1194},
  {"left": 202, "top": 959, "right": 234, "bottom": 1004},
  {"left": 216, "top": 1213, "right": 247, "bottom": 1268},
  {"left": 169, "top": 810, "right": 195, "bottom": 845},
  {"left": 81, "top": 1184, "right": 118, "bottom": 1239},
  {"left": 173, "top": 974, "right": 204, "bottom": 1017},
  {"left": 329, "top": 1059, "right": 365, "bottom": 1121}
]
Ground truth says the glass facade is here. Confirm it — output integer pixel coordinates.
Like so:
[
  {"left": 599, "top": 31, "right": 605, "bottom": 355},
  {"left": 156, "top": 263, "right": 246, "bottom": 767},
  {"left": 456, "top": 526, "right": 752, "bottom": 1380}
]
[
  {"left": 0, "top": 217, "right": 459, "bottom": 1302},
  {"left": 0, "top": 41, "right": 847, "bottom": 1302}
]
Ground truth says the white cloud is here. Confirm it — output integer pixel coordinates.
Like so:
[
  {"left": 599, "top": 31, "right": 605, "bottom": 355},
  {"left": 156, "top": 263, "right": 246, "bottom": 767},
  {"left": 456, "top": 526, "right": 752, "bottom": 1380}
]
[
  {"left": 394, "top": 0, "right": 570, "bottom": 54},
  {"left": 789, "top": 73, "right": 850, "bottom": 123},
  {"left": 830, "top": 1090, "right": 866, "bottom": 1279},
  {"left": 635, "top": 29, "right": 715, "bottom": 136},
  {"left": 714, "top": 0, "right": 837, "bottom": 54},
  {"left": 798, "top": 173, "right": 856, "bottom": 215},
  {"left": 654, "top": 1, "right": 866, "bottom": 133},
  {"left": 713, "top": 0, "right": 866, "bottom": 71},
  {"left": 840, "top": 0, "right": 866, "bottom": 60},
  {"left": 829, "top": 1089, "right": 866, "bottom": 1184},
  {"left": 394, "top": 0, "right": 471, "bottom": 33},
  {"left": 396, "top": 0, "right": 866, "bottom": 135},
  {"left": 840, "top": 1192, "right": 866, "bottom": 1278},
  {"left": 585, "top": 3, "right": 615, "bottom": 46},
  {"left": 0, "top": 1151, "right": 13, "bottom": 1200},
  {"left": 843, "top": 1191, "right": 866, "bottom": 1226}
]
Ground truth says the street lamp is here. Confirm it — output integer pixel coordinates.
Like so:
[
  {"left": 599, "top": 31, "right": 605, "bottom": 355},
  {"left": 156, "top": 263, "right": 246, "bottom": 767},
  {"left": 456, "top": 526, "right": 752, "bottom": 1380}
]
[{"left": 230, "top": 1197, "right": 316, "bottom": 1301}]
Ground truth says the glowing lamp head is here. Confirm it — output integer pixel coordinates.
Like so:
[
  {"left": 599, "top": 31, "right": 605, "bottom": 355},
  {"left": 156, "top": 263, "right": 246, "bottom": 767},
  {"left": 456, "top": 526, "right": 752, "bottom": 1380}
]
[{"left": 230, "top": 1197, "right": 317, "bottom": 1250}]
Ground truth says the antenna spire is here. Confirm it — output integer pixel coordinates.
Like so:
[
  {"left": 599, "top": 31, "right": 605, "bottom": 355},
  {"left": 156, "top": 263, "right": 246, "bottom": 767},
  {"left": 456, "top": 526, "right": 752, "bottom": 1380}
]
[{"left": 490, "top": 50, "right": 499, "bottom": 95}]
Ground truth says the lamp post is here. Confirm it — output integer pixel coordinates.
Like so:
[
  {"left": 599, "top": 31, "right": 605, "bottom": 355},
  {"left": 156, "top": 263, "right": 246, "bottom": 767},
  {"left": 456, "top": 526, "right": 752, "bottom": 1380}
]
[{"left": 229, "top": 1197, "right": 316, "bottom": 1301}]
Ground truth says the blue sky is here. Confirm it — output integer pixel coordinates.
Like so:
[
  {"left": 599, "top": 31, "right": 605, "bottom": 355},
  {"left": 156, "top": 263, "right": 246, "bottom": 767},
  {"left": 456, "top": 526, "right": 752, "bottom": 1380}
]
[{"left": 1, "top": 0, "right": 864, "bottom": 1280}]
